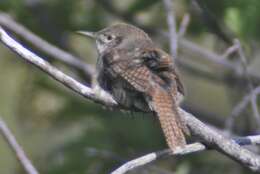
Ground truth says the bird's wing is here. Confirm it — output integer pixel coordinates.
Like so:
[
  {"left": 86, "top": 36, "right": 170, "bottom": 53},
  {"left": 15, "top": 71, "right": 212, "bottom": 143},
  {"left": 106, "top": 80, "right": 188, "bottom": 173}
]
[
  {"left": 141, "top": 48, "right": 185, "bottom": 96},
  {"left": 101, "top": 49, "right": 153, "bottom": 93},
  {"left": 141, "top": 48, "right": 189, "bottom": 135}
]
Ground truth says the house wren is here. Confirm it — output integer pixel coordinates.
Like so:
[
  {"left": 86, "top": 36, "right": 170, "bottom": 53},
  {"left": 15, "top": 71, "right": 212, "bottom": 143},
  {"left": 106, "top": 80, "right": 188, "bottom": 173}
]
[{"left": 77, "top": 23, "right": 188, "bottom": 151}]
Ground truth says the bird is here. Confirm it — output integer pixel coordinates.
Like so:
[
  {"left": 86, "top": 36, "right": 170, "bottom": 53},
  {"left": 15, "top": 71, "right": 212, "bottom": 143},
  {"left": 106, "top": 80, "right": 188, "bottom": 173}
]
[{"left": 77, "top": 23, "right": 188, "bottom": 152}]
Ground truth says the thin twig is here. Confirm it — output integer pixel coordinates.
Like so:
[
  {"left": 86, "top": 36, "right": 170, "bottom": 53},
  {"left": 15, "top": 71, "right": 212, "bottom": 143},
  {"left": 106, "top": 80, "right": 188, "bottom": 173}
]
[
  {"left": 177, "top": 36, "right": 238, "bottom": 70},
  {"left": 85, "top": 147, "right": 175, "bottom": 174},
  {"left": 221, "top": 42, "right": 239, "bottom": 59},
  {"left": 1, "top": 26, "right": 260, "bottom": 172},
  {"left": 235, "top": 39, "right": 260, "bottom": 127},
  {"left": 225, "top": 86, "right": 260, "bottom": 131},
  {"left": 111, "top": 143, "right": 204, "bottom": 174},
  {"left": 111, "top": 135, "right": 260, "bottom": 174},
  {"left": 178, "top": 13, "right": 190, "bottom": 37},
  {"left": 162, "top": 0, "right": 178, "bottom": 58},
  {"left": 0, "top": 117, "right": 39, "bottom": 174}
]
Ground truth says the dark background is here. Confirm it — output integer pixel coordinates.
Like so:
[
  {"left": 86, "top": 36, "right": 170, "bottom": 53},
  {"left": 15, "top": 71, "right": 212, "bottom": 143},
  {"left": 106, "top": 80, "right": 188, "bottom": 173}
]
[{"left": 0, "top": 0, "right": 260, "bottom": 173}]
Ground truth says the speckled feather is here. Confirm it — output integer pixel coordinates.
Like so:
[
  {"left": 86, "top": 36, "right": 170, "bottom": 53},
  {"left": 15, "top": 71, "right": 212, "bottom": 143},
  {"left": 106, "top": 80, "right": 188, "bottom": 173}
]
[{"left": 152, "top": 86, "right": 186, "bottom": 150}]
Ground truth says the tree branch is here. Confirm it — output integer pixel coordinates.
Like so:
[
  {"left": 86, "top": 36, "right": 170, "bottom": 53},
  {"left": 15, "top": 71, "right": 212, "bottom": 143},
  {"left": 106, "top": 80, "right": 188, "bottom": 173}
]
[
  {"left": 234, "top": 39, "right": 260, "bottom": 127},
  {"left": 1, "top": 26, "right": 260, "bottom": 172},
  {"left": 0, "top": 26, "right": 116, "bottom": 108},
  {"left": 162, "top": 0, "right": 178, "bottom": 58},
  {"left": 180, "top": 108, "right": 260, "bottom": 171},
  {"left": 225, "top": 86, "right": 260, "bottom": 132},
  {"left": 111, "top": 135, "right": 260, "bottom": 174},
  {"left": 0, "top": 12, "right": 95, "bottom": 77},
  {"left": 178, "top": 13, "right": 190, "bottom": 37},
  {"left": 0, "top": 117, "right": 39, "bottom": 174}
]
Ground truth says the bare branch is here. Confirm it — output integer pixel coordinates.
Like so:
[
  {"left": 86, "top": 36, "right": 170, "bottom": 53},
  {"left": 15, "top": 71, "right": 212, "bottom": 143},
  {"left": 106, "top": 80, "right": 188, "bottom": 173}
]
[
  {"left": 179, "top": 108, "right": 260, "bottom": 171},
  {"left": 235, "top": 39, "right": 260, "bottom": 127},
  {"left": 178, "top": 13, "right": 190, "bottom": 37},
  {"left": 0, "top": 26, "right": 116, "bottom": 108},
  {"left": 111, "top": 143, "right": 204, "bottom": 174},
  {"left": 1, "top": 26, "right": 260, "bottom": 172},
  {"left": 221, "top": 42, "right": 239, "bottom": 59},
  {"left": 226, "top": 86, "right": 260, "bottom": 131},
  {"left": 162, "top": 0, "right": 178, "bottom": 58},
  {"left": 0, "top": 12, "right": 95, "bottom": 77},
  {"left": 224, "top": 40, "right": 260, "bottom": 131},
  {"left": 178, "top": 37, "right": 238, "bottom": 70},
  {"left": 111, "top": 135, "right": 260, "bottom": 174},
  {"left": 0, "top": 117, "right": 39, "bottom": 174}
]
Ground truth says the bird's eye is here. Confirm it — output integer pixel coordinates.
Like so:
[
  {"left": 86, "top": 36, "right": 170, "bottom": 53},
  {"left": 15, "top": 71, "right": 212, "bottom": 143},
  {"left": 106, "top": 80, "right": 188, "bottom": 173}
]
[
  {"left": 106, "top": 35, "right": 113, "bottom": 41},
  {"left": 100, "top": 34, "right": 114, "bottom": 43}
]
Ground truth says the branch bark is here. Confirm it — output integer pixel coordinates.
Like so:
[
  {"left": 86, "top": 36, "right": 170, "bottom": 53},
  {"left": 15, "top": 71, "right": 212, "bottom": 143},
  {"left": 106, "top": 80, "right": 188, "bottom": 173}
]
[
  {"left": 111, "top": 135, "right": 260, "bottom": 174},
  {"left": 1, "top": 26, "right": 260, "bottom": 172},
  {"left": 0, "top": 26, "right": 116, "bottom": 108}
]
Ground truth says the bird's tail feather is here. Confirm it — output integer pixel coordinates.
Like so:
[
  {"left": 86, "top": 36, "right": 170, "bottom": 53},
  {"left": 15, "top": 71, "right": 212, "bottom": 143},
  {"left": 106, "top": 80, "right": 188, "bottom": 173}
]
[{"left": 151, "top": 87, "right": 186, "bottom": 151}]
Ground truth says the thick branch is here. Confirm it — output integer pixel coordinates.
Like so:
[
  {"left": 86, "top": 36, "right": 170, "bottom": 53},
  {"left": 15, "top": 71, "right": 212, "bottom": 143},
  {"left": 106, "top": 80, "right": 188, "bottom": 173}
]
[
  {"left": 0, "top": 117, "right": 39, "bottom": 174},
  {"left": 1, "top": 26, "right": 260, "bottom": 172},
  {"left": 180, "top": 108, "right": 260, "bottom": 171}
]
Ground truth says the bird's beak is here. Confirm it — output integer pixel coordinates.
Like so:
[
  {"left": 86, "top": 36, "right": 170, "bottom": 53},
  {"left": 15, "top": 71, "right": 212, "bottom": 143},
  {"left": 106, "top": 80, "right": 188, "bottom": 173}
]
[{"left": 76, "top": 31, "right": 96, "bottom": 39}]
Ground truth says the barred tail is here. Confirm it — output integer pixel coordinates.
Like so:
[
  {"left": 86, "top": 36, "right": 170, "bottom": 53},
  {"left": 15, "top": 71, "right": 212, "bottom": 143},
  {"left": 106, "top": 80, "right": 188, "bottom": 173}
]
[{"left": 151, "top": 87, "right": 186, "bottom": 151}]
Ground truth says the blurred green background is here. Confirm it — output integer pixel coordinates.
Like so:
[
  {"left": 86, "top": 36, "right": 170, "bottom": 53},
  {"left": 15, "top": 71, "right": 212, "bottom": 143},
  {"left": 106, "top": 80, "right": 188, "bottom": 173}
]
[{"left": 0, "top": 0, "right": 260, "bottom": 173}]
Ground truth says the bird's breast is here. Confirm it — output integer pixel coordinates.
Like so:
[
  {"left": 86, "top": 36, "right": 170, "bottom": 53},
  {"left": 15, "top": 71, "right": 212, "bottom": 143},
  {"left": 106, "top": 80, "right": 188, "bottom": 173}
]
[{"left": 97, "top": 64, "right": 150, "bottom": 112}]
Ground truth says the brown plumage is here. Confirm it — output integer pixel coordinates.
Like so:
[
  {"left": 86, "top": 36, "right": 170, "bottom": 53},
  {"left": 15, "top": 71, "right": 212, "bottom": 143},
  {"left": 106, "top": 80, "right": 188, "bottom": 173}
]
[
  {"left": 78, "top": 23, "right": 188, "bottom": 151},
  {"left": 152, "top": 86, "right": 186, "bottom": 149}
]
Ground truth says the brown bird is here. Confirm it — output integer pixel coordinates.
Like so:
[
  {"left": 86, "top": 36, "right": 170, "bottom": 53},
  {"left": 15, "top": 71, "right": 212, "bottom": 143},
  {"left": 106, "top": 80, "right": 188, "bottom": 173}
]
[{"left": 77, "top": 23, "right": 188, "bottom": 151}]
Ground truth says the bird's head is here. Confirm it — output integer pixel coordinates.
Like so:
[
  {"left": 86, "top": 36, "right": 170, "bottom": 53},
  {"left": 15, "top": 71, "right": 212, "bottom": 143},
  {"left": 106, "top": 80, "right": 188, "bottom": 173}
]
[{"left": 77, "top": 23, "right": 152, "bottom": 53}]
